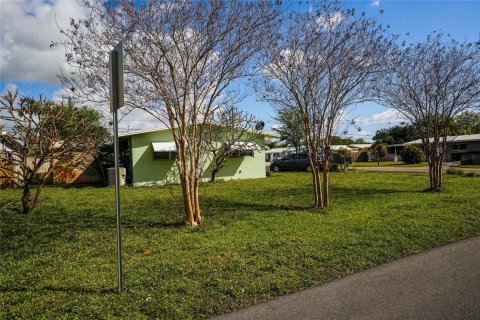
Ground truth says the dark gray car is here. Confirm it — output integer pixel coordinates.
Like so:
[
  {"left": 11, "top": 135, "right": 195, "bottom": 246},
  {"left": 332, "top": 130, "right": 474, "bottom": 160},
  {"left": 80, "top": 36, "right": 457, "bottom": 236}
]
[{"left": 270, "top": 153, "right": 323, "bottom": 172}]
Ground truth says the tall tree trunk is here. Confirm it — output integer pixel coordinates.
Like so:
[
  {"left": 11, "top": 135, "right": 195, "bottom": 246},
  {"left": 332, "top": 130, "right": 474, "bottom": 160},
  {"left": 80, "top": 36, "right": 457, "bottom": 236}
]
[
  {"left": 315, "top": 172, "right": 323, "bottom": 207},
  {"left": 322, "top": 159, "right": 330, "bottom": 207},
  {"left": 309, "top": 155, "right": 323, "bottom": 207},
  {"left": 210, "top": 157, "right": 226, "bottom": 183},
  {"left": 209, "top": 169, "right": 219, "bottom": 183},
  {"left": 32, "top": 185, "right": 43, "bottom": 210},
  {"left": 180, "top": 175, "right": 196, "bottom": 226},
  {"left": 193, "top": 178, "right": 201, "bottom": 224},
  {"left": 175, "top": 136, "right": 203, "bottom": 227},
  {"left": 21, "top": 183, "right": 32, "bottom": 214},
  {"left": 433, "top": 157, "right": 443, "bottom": 192},
  {"left": 427, "top": 152, "right": 443, "bottom": 192}
]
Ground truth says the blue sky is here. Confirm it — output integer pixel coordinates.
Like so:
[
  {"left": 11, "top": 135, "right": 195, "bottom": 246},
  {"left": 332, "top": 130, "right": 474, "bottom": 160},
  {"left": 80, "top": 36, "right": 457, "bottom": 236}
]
[{"left": 1, "top": 0, "right": 479, "bottom": 140}]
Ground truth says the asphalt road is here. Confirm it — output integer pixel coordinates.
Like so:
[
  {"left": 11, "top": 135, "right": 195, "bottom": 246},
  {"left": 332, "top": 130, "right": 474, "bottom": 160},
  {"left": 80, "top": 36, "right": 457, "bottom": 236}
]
[{"left": 213, "top": 237, "right": 480, "bottom": 320}]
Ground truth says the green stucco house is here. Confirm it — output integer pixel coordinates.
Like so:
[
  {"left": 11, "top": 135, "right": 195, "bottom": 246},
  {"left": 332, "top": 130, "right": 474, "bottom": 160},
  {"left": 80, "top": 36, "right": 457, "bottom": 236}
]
[{"left": 119, "top": 127, "right": 267, "bottom": 186}]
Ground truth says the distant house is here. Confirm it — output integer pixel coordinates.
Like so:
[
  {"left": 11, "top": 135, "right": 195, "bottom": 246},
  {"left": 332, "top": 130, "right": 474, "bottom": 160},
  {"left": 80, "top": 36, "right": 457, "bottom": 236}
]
[
  {"left": 387, "top": 134, "right": 480, "bottom": 164},
  {"left": 265, "top": 144, "right": 372, "bottom": 163},
  {"left": 0, "top": 132, "right": 101, "bottom": 188},
  {"left": 0, "top": 132, "right": 17, "bottom": 188},
  {"left": 265, "top": 147, "right": 296, "bottom": 162},
  {"left": 348, "top": 144, "right": 372, "bottom": 152},
  {"left": 347, "top": 144, "right": 372, "bottom": 162},
  {"left": 52, "top": 155, "right": 101, "bottom": 184},
  {"left": 0, "top": 133, "right": 16, "bottom": 154},
  {"left": 119, "top": 127, "right": 267, "bottom": 186}
]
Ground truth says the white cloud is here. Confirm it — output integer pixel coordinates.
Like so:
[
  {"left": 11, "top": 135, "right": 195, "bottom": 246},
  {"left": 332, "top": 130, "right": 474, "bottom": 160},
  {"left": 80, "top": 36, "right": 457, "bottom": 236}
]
[
  {"left": 118, "top": 108, "right": 161, "bottom": 133},
  {"left": 371, "top": 0, "right": 380, "bottom": 7},
  {"left": 0, "top": 0, "right": 88, "bottom": 83},
  {"left": 315, "top": 11, "right": 342, "bottom": 30},
  {"left": 52, "top": 86, "right": 160, "bottom": 132},
  {"left": 1, "top": 83, "right": 18, "bottom": 94},
  {"left": 350, "top": 129, "right": 374, "bottom": 141},
  {"left": 356, "top": 109, "right": 405, "bottom": 126}
]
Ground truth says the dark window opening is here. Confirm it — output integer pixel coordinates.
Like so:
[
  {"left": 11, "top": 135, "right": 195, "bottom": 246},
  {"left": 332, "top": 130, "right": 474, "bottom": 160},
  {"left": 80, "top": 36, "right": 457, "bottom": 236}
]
[
  {"left": 153, "top": 151, "right": 176, "bottom": 160},
  {"left": 452, "top": 143, "right": 467, "bottom": 151},
  {"left": 232, "top": 150, "right": 254, "bottom": 158}
]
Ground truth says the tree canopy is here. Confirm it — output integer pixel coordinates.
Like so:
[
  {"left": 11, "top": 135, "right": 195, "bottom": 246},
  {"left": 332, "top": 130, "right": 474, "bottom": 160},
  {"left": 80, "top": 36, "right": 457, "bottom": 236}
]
[
  {"left": 0, "top": 91, "right": 107, "bottom": 213},
  {"left": 372, "top": 123, "right": 420, "bottom": 145},
  {"left": 449, "top": 111, "right": 480, "bottom": 135},
  {"left": 272, "top": 107, "right": 305, "bottom": 153}
]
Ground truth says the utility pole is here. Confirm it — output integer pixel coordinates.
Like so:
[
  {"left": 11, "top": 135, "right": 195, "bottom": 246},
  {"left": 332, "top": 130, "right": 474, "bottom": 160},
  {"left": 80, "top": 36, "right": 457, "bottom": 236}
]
[{"left": 110, "top": 41, "right": 124, "bottom": 292}]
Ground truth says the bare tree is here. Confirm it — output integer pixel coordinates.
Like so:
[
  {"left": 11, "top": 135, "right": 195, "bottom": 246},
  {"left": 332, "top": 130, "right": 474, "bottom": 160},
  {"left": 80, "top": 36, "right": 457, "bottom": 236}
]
[
  {"left": 258, "top": 1, "right": 393, "bottom": 207},
  {"left": 57, "top": 0, "right": 279, "bottom": 226},
  {"left": 0, "top": 91, "right": 104, "bottom": 214},
  {"left": 203, "top": 105, "right": 262, "bottom": 182},
  {"left": 375, "top": 33, "right": 480, "bottom": 191}
]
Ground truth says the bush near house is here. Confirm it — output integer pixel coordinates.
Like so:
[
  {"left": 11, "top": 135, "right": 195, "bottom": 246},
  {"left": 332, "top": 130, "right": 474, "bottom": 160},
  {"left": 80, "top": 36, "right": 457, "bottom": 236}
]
[
  {"left": 401, "top": 144, "right": 425, "bottom": 164},
  {"left": 447, "top": 168, "right": 464, "bottom": 175}
]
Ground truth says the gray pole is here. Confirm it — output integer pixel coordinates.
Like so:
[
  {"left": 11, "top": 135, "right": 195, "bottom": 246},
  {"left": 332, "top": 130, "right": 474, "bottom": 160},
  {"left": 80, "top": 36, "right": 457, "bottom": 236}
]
[
  {"left": 113, "top": 99, "right": 123, "bottom": 292},
  {"left": 110, "top": 44, "right": 124, "bottom": 292}
]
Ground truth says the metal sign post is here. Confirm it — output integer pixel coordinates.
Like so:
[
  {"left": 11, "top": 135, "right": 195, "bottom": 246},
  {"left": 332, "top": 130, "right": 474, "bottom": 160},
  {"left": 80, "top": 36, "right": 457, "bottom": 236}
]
[{"left": 109, "top": 41, "right": 124, "bottom": 292}]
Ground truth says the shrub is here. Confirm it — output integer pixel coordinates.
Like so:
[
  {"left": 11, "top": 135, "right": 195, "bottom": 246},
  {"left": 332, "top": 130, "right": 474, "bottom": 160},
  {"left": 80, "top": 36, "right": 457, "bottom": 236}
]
[
  {"left": 465, "top": 172, "right": 475, "bottom": 177},
  {"left": 401, "top": 145, "right": 424, "bottom": 164},
  {"left": 446, "top": 168, "right": 464, "bottom": 175},
  {"left": 370, "top": 142, "right": 387, "bottom": 160}
]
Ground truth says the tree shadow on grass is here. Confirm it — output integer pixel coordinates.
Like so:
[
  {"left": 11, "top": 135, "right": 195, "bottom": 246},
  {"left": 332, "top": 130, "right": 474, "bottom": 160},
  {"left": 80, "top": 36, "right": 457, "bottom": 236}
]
[
  {"left": 0, "top": 285, "right": 116, "bottom": 295},
  {"left": 0, "top": 210, "right": 186, "bottom": 255},
  {"left": 1, "top": 182, "right": 429, "bottom": 255},
  {"left": 57, "top": 183, "right": 106, "bottom": 189},
  {"left": 330, "top": 186, "right": 424, "bottom": 197}
]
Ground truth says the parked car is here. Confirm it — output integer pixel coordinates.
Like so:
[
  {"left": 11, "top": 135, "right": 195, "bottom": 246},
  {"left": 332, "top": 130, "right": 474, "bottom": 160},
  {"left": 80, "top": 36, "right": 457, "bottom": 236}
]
[{"left": 270, "top": 153, "right": 323, "bottom": 172}]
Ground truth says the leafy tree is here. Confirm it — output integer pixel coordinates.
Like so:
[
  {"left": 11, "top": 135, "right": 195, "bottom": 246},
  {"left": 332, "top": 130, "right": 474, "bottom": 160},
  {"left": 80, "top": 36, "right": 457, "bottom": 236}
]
[
  {"left": 52, "top": 104, "right": 111, "bottom": 184},
  {"left": 353, "top": 138, "right": 367, "bottom": 144},
  {"left": 59, "top": 0, "right": 279, "bottom": 226},
  {"left": 449, "top": 111, "right": 480, "bottom": 135},
  {"left": 0, "top": 91, "right": 106, "bottom": 214},
  {"left": 372, "top": 123, "right": 419, "bottom": 145},
  {"left": 330, "top": 136, "right": 368, "bottom": 145},
  {"left": 401, "top": 144, "right": 424, "bottom": 164},
  {"left": 375, "top": 33, "right": 480, "bottom": 191},
  {"left": 273, "top": 107, "right": 304, "bottom": 153},
  {"left": 370, "top": 141, "right": 387, "bottom": 160}
]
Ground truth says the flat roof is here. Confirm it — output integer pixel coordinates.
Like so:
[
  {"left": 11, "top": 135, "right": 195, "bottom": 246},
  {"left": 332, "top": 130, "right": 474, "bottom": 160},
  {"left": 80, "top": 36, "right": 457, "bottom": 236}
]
[
  {"left": 404, "top": 134, "right": 480, "bottom": 145},
  {"left": 119, "top": 125, "right": 276, "bottom": 138},
  {"left": 265, "top": 147, "right": 296, "bottom": 154},
  {"left": 119, "top": 126, "right": 168, "bottom": 137},
  {"left": 349, "top": 144, "right": 372, "bottom": 148}
]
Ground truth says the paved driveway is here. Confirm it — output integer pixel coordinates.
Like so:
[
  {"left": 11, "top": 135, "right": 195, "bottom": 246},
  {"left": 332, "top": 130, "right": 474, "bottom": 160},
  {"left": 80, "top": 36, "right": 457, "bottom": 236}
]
[{"left": 213, "top": 237, "right": 480, "bottom": 320}]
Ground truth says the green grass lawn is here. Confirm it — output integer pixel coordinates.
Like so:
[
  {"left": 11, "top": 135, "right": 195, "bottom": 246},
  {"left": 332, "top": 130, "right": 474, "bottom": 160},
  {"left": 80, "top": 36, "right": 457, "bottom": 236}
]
[
  {"left": 351, "top": 161, "right": 428, "bottom": 167},
  {"left": 1, "top": 172, "right": 479, "bottom": 319}
]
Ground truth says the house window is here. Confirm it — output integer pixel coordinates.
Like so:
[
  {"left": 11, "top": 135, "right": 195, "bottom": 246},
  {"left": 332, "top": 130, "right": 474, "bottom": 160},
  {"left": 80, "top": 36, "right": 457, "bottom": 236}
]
[
  {"left": 231, "top": 150, "right": 254, "bottom": 158},
  {"left": 452, "top": 143, "right": 467, "bottom": 151},
  {"left": 153, "top": 151, "right": 176, "bottom": 160}
]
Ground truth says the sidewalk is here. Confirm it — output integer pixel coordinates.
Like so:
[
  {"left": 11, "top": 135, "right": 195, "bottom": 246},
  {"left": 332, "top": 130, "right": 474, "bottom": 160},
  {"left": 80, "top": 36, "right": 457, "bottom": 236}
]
[{"left": 214, "top": 237, "right": 480, "bottom": 320}]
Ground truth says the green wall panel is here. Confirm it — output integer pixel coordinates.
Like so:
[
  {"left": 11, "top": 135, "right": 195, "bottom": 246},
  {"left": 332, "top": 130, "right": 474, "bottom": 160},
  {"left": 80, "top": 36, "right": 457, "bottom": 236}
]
[{"left": 130, "top": 129, "right": 266, "bottom": 186}]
